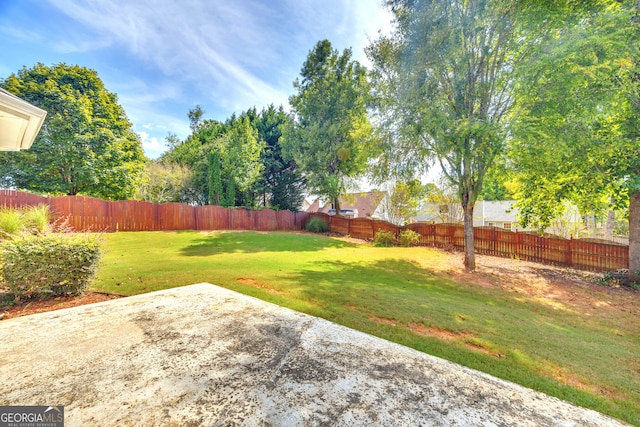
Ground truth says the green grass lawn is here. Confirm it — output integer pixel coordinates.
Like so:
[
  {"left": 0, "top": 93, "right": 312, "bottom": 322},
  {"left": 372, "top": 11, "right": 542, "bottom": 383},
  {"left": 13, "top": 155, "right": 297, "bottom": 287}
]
[{"left": 93, "top": 230, "right": 640, "bottom": 426}]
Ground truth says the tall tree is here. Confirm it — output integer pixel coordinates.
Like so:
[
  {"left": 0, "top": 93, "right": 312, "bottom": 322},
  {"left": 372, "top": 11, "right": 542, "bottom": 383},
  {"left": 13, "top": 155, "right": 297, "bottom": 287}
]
[
  {"left": 620, "top": 0, "right": 640, "bottom": 282},
  {"left": 218, "top": 115, "right": 264, "bottom": 207},
  {"left": 282, "top": 40, "right": 373, "bottom": 213},
  {"left": 253, "top": 105, "right": 305, "bottom": 211},
  {"left": 368, "top": 0, "right": 576, "bottom": 271},
  {"left": 0, "top": 63, "right": 146, "bottom": 199},
  {"left": 188, "top": 105, "right": 204, "bottom": 133},
  {"left": 369, "top": 1, "right": 515, "bottom": 270},
  {"left": 207, "top": 151, "right": 223, "bottom": 205},
  {"left": 380, "top": 180, "right": 427, "bottom": 225},
  {"left": 510, "top": 1, "right": 640, "bottom": 281}
]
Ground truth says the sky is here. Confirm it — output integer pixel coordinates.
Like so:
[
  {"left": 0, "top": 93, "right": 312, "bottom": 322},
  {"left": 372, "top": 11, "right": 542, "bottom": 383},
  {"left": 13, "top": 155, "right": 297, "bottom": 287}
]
[{"left": 0, "top": 0, "right": 394, "bottom": 159}]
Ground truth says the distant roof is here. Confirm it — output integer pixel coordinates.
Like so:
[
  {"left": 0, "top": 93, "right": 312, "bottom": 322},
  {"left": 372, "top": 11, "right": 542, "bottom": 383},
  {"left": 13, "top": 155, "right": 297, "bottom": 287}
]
[
  {"left": 476, "top": 200, "right": 518, "bottom": 222},
  {"left": 307, "top": 191, "right": 387, "bottom": 218}
]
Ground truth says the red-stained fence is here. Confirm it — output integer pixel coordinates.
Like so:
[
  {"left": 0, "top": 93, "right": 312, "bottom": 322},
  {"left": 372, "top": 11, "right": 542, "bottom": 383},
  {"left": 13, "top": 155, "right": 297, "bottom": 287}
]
[
  {"left": 0, "top": 190, "right": 310, "bottom": 233},
  {"left": 309, "top": 212, "right": 629, "bottom": 272},
  {"left": 0, "top": 190, "right": 629, "bottom": 272}
]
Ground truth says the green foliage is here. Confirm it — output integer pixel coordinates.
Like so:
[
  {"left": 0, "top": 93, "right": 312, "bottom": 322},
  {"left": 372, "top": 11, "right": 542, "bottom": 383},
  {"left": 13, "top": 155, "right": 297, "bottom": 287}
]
[
  {"left": 135, "top": 161, "right": 195, "bottom": 204},
  {"left": 0, "top": 205, "right": 51, "bottom": 238},
  {"left": 1, "top": 233, "right": 102, "bottom": 299},
  {"left": 252, "top": 106, "right": 305, "bottom": 211},
  {"left": 0, "top": 63, "right": 147, "bottom": 199},
  {"left": 373, "top": 230, "right": 396, "bottom": 247},
  {"left": 224, "top": 174, "right": 236, "bottom": 207},
  {"left": 509, "top": 5, "right": 632, "bottom": 229},
  {"left": 20, "top": 205, "right": 51, "bottom": 234},
  {"left": 283, "top": 39, "right": 373, "bottom": 211},
  {"left": 381, "top": 181, "right": 426, "bottom": 225},
  {"left": 163, "top": 106, "right": 303, "bottom": 210},
  {"left": 188, "top": 105, "right": 204, "bottom": 132},
  {"left": 208, "top": 151, "right": 223, "bottom": 205},
  {"left": 368, "top": 0, "right": 554, "bottom": 269},
  {"left": 506, "top": 1, "right": 640, "bottom": 282},
  {"left": 399, "top": 229, "right": 420, "bottom": 247},
  {"left": 305, "top": 217, "right": 329, "bottom": 233},
  {"left": 0, "top": 209, "right": 23, "bottom": 237},
  {"left": 163, "top": 113, "right": 265, "bottom": 207},
  {"left": 593, "top": 269, "right": 640, "bottom": 290}
]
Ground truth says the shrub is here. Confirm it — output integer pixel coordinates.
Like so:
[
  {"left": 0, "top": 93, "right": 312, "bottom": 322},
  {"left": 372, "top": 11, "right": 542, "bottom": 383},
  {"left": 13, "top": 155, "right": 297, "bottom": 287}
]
[
  {"left": 0, "top": 209, "right": 23, "bottom": 238},
  {"left": 374, "top": 230, "right": 396, "bottom": 247},
  {"left": 22, "top": 205, "right": 51, "bottom": 234},
  {"left": 306, "top": 217, "right": 329, "bottom": 233},
  {"left": 1, "top": 233, "right": 102, "bottom": 299},
  {"left": 399, "top": 229, "right": 420, "bottom": 247},
  {"left": 0, "top": 205, "right": 52, "bottom": 239}
]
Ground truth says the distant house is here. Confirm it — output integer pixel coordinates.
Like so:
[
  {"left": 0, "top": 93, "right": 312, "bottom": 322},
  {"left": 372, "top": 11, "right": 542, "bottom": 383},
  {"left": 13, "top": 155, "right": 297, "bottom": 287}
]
[
  {"left": 414, "top": 200, "right": 519, "bottom": 230},
  {"left": 306, "top": 191, "right": 388, "bottom": 219},
  {"left": 473, "top": 200, "right": 519, "bottom": 231}
]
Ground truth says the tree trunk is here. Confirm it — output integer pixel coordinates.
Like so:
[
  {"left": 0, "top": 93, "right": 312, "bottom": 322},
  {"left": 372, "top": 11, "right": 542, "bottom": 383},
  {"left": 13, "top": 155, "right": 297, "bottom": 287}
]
[
  {"left": 462, "top": 201, "right": 476, "bottom": 272},
  {"left": 629, "top": 190, "right": 640, "bottom": 283},
  {"left": 333, "top": 197, "right": 341, "bottom": 216}
]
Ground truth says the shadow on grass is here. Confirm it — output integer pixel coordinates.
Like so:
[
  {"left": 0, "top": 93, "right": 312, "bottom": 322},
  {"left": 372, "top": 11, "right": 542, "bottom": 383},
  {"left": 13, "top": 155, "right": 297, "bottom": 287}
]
[
  {"left": 180, "top": 231, "right": 355, "bottom": 256},
  {"left": 283, "top": 258, "right": 468, "bottom": 321}
]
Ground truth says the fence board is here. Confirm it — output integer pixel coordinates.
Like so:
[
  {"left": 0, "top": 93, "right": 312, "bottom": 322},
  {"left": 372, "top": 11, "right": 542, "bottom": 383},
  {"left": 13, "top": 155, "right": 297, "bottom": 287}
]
[
  {"left": 276, "top": 210, "right": 296, "bottom": 230},
  {"left": 253, "top": 209, "right": 276, "bottom": 231},
  {"left": 230, "top": 209, "right": 255, "bottom": 230},
  {"left": 0, "top": 191, "right": 629, "bottom": 272}
]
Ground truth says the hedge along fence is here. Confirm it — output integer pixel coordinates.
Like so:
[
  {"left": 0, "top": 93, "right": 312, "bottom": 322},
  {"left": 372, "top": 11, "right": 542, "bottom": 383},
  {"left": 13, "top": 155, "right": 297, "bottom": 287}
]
[
  {"left": 0, "top": 190, "right": 310, "bottom": 232},
  {"left": 309, "top": 212, "right": 629, "bottom": 272},
  {"left": 0, "top": 190, "right": 629, "bottom": 272}
]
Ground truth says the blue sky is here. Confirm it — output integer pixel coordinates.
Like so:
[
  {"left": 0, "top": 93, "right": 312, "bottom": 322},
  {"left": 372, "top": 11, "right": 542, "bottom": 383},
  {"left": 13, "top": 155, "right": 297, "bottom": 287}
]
[{"left": 1, "top": 0, "right": 393, "bottom": 159}]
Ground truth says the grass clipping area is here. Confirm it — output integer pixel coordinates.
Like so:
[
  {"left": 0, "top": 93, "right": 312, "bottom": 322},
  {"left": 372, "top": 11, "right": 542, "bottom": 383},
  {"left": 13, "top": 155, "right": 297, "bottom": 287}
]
[{"left": 94, "top": 230, "right": 640, "bottom": 426}]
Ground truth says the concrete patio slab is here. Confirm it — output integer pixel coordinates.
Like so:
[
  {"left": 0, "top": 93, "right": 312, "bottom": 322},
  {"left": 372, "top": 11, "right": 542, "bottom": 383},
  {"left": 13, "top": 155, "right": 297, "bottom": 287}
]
[{"left": 0, "top": 283, "right": 627, "bottom": 426}]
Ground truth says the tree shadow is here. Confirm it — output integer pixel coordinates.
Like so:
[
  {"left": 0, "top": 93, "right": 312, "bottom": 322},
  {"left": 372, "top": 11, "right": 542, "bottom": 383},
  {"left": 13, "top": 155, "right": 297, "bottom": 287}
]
[
  {"left": 282, "top": 258, "right": 458, "bottom": 319},
  {"left": 179, "top": 231, "right": 355, "bottom": 256},
  {"left": 282, "top": 257, "right": 553, "bottom": 328}
]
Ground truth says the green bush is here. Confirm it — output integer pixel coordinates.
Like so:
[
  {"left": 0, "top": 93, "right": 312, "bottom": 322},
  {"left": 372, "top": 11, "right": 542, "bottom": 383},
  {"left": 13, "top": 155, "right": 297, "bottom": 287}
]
[
  {"left": 22, "top": 205, "right": 51, "bottom": 234},
  {"left": 399, "top": 229, "right": 420, "bottom": 247},
  {"left": 0, "top": 209, "right": 23, "bottom": 237},
  {"left": 373, "top": 230, "right": 396, "bottom": 247},
  {"left": 306, "top": 217, "right": 329, "bottom": 233},
  {"left": 0, "top": 205, "right": 52, "bottom": 239},
  {"left": 1, "top": 233, "right": 102, "bottom": 299}
]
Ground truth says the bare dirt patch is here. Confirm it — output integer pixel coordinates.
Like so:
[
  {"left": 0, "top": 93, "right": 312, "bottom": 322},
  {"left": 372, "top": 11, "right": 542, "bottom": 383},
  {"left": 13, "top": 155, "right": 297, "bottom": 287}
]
[
  {"left": 1, "top": 292, "right": 123, "bottom": 320},
  {"left": 368, "top": 315, "right": 399, "bottom": 327},
  {"left": 236, "top": 277, "right": 286, "bottom": 295},
  {"left": 338, "top": 234, "right": 639, "bottom": 323},
  {"left": 413, "top": 250, "right": 639, "bottom": 322}
]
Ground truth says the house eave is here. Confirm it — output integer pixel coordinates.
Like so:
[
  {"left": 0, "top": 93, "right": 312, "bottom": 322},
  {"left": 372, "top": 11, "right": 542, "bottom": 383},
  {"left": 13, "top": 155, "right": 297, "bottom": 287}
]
[{"left": 0, "top": 88, "right": 47, "bottom": 151}]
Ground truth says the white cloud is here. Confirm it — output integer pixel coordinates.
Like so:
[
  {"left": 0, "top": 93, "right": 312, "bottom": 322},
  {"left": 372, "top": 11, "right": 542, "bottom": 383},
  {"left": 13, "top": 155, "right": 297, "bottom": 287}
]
[
  {"left": 47, "top": 0, "right": 291, "bottom": 111},
  {"left": 37, "top": 0, "right": 393, "bottom": 151},
  {"left": 137, "top": 131, "right": 166, "bottom": 159},
  {"left": 0, "top": 25, "right": 44, "bottom": 43}
]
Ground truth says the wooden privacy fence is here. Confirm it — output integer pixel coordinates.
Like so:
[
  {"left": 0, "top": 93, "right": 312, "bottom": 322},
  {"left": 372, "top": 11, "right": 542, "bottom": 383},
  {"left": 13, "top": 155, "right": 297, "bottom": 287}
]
[
  {"left": 309, "top": 212, "right": 629, "bottom": 272},
  {"left": 0, "top": 190, "right": 309, "bottom": 232},
  {"left": 0, "top": 190, "right": 629, "bottom": 272}
]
